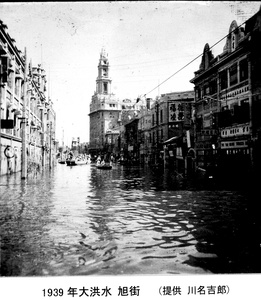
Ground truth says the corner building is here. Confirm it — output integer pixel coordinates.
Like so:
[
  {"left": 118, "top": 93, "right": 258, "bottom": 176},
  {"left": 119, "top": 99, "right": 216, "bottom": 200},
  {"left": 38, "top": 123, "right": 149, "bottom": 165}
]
[
  {"left": 190, "top": 8, "right": 261, "bottom": 182},
  {"left": 0, "top": 20, "right": 56, "bottom": 176}
]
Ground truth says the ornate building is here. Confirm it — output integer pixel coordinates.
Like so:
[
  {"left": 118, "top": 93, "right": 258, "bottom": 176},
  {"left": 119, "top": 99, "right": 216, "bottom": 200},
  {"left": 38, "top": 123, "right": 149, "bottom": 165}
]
[
  {"left": 89, "top": 49, "right": 121, "bottom": 156},
  {"left": 190, "top": 7, "right": 261, "bottom": 183},
  {"left": 0, "top": 20, "right": 56, "bottom": 176}
]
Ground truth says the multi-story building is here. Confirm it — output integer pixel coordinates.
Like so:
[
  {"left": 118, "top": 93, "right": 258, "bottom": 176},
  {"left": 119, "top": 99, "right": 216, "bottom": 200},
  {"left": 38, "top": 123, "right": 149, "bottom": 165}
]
[
  {"left": 117, "top": 97, "right": 150, "bottom": 164},
  {"left": 150, "top": 91, "right": 194, "bottom": 172},
  {"left": 124, "top": 117, "right": 140, "bottom": 165},
  {"left": 190, "top": 7, "right": 261, "bottom": 182},
  {"left": 29, "top": 65, "right": 56, "bottom": 171},
  {"left": 138, "top": 98, "right": 153, "bottom": 165},
  {"left": 0, "top": 20, "right": 56, "bottom": 176},
  {"left": 89, "top": 49, "right": 121, "bottom": 156}
]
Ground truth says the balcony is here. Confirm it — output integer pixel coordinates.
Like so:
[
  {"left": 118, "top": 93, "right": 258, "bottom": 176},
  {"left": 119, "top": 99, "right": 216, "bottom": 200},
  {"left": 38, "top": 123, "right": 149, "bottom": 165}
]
[{"left": 218, "top": 105, "right": 249, "bottom": 128}]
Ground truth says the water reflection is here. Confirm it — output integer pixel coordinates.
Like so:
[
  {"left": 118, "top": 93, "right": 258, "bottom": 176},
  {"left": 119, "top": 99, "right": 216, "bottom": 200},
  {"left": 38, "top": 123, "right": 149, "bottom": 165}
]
[{"left": 0, "top": 164, "right": 261, "bottom": 276}]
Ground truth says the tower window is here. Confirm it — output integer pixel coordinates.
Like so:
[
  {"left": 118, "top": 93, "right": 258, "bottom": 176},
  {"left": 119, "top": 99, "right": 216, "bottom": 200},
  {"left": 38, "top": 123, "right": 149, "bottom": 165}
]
[
  {"left": 102, "top": 68, "right": 107, "bottom": 77},
  {"left": 103, "top": 83, "right": 108, "bottom": 94}
]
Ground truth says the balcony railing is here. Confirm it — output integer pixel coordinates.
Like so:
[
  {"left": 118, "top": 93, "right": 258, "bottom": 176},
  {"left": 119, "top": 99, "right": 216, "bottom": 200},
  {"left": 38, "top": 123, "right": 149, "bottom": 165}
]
[{"left": 218, "top": 106, "right": 249, "bottom": 128}]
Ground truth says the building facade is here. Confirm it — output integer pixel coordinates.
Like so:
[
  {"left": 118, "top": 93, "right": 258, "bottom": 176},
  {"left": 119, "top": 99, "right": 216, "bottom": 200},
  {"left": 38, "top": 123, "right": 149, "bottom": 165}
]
[
  {"left": 150, "top": 91, "right": 194, "bottom": 172},
  {"left": 190, "top": 7, "right": 261, "bottom": 182},
  {"left": 138, "top": 99, "right": 153, "bottom": 165},
  {"left": 0, "top": 20, "right": 56, "bottom": 176}
]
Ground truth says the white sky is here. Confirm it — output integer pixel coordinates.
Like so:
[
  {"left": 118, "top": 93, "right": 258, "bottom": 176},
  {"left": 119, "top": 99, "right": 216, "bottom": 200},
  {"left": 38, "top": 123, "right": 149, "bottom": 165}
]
[{"left": 0, "top": 1, "right": 260, "bottom": 145}]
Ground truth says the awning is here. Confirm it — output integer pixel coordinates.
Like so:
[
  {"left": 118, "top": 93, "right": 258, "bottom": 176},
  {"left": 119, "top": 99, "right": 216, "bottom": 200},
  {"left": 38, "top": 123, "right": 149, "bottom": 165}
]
[{"left": 163, "top": 136, "right": 182, "bottom": 145}]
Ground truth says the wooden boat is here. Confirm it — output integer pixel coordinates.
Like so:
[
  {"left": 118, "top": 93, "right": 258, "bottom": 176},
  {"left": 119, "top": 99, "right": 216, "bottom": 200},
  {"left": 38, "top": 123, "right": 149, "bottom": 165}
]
[
  {"left": 96, "top": 164, "right": 112, "bottom": 170},
  {"left": 75, "top": 159, "right": 87, "bottom": 165},
  {"left": 96, "top": 161, "right": 112, "bottom": 170},
  {"left": 66, "top": 159, "right": 77, "bottom": 166},
  {"left": 66, "top": 155, "right": 88, "bottom": 166}
]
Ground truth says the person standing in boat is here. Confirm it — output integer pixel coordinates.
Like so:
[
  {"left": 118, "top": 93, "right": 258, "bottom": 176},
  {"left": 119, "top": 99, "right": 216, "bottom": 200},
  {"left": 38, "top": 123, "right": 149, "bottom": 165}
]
[
  {"left": 96, "top": 155, "right": 101, "bottom": 166},
  {"left": 110, "top": 154, "right": 115, "bottom": 164},
  {"left": 68, "top": 151, "right": 73, "bottom": 160},
  {"left": 101, "top": 157, "right": 106, "bottom": 166}
]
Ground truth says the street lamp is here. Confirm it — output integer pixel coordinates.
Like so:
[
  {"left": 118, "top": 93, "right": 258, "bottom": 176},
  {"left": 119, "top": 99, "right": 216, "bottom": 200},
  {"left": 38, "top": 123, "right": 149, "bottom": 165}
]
[
  {"left": 49, "top": 121, "right": 52, "bottom": 169},
  {"left": 21, "top": 48, "right": 28, "bottom": 179}
]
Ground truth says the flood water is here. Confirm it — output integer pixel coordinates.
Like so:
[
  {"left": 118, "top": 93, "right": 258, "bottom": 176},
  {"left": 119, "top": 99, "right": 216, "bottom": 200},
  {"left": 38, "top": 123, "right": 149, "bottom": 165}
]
[{"left": 1, "top": 163, "right": 261, "bottom": 276}]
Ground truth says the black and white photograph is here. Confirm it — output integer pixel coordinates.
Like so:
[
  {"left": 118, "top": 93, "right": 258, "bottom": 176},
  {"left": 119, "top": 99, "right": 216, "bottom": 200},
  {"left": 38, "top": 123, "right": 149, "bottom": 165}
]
[{"left": 1, "top": 1, "right": 261, "bottom": 298}]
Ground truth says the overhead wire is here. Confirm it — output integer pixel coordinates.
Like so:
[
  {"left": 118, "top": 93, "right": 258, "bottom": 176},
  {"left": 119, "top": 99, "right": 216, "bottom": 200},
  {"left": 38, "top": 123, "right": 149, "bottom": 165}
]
[
  {"left": 142, "top": 16, "right": 250, "bottom": 98},
  {"left": 110, "top": 54, "right": 196, "bottom": 70}
]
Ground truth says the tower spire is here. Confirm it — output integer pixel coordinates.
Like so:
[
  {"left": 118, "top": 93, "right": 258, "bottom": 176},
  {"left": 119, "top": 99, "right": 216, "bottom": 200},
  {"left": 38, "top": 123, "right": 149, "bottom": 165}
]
[
  {"left": 96, "top": 49, "right": 111, "bottom": 94},
  {"left": 100, "top": 47, "right": 107, "bottom": 59}
]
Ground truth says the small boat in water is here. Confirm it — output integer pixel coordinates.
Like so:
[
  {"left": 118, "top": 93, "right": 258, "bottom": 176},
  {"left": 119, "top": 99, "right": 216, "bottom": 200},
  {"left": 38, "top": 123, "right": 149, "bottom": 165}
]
[
  {"left": 58, "top": 159, "right": 66, "bottom": 164},
  {"left": 75, "top": 158, "right": 88, "bottom": 165},
  {"left": 66, "top": 158, "right": 77, "bottom": 166},
  {"left": 96, "top": 164, "right": 112, "bottom": 170},
  {"left": 96, "top": 160, "right": 112, "bottom": 170},
  {"left": 66, "top": 154, "right": 89, "bottom": 166}
]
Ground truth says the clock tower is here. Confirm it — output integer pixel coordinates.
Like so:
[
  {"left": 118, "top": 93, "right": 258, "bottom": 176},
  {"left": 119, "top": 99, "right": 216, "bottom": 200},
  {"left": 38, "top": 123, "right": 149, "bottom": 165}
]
[
  {"left": 89, "top": 49, "right": 121, "bottom": 156},
  {"left": 96, "top": 48, "right": 111, "bottom": 94}
]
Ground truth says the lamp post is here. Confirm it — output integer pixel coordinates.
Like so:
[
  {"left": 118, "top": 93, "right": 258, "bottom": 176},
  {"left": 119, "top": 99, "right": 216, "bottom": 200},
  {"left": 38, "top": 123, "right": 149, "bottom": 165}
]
[
  {"left": 0, "top": 48, "right": 8, "bottom": 175},
  {"left": 0, "top": 76, "right": 3, "bottom": 176},
  {"left": 21, "top": 48, "right": 28, "bottom": 179},
  {"left": 0, "top": 67, "right": 3, "bottom": 176},
  {"left": 49, "top": 120, "right": 52, "bottom": 169}
]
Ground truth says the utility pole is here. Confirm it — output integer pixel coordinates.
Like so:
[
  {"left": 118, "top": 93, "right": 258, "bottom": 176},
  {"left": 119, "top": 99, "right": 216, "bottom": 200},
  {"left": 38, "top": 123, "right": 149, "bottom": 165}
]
[
  {"left": 49, "top": 121, "right": 52, "bottom": 169},
  {"left": 0, "top": 52, "right": 8, "bottom": 175},
  {"left": 248, "top": 58, "right": 254, "bottom": 171},
  {"left": 21, "top": 48, "right": 28, "bottom": 179},
  {"left": 0, "top": 67, "right": 2, "bottom": 176}
]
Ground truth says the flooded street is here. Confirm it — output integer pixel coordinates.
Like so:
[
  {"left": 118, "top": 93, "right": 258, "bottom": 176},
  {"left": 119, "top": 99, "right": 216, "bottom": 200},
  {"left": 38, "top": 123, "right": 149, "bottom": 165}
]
[{"left": 1, "top": 163, "right": 261, "bottom": 276}]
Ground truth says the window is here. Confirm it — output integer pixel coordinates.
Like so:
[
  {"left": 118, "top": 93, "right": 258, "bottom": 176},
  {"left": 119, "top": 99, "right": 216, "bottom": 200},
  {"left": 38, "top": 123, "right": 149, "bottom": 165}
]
[
  {"left": 229, "top": 63, "right": 238, "bottom": 86},
  {"left": 196, "top": 88, "right": 201, "bottom": 99},
  {"left": 220, "top": 70, "right": 228, "bottom": 90},
  {"left": 102, "top": 68, "right": 107, "bottom": 77},
  {"left": 160, "top": 109, "right": 163, "bottom": 123},
  {"left": 15, "top": 79, "right": 20, "bottom": 96},
  {"left": 239, "top": 59, "right": 248, "bottom": 82},
  {"left": 103, "top": 83, "right": 108, "bottom": 93},
  {"left": 7, "top": 71, "right": 13, "bottom": 89},
  {"left": 203, "top": 85, "right": 209, "bottom": 95},
  {"left": 231, "top": 33, "right": 236, "bottom": 51},
  {"left": 209, "top": 79, "right": 217, "bottom": 94}
]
